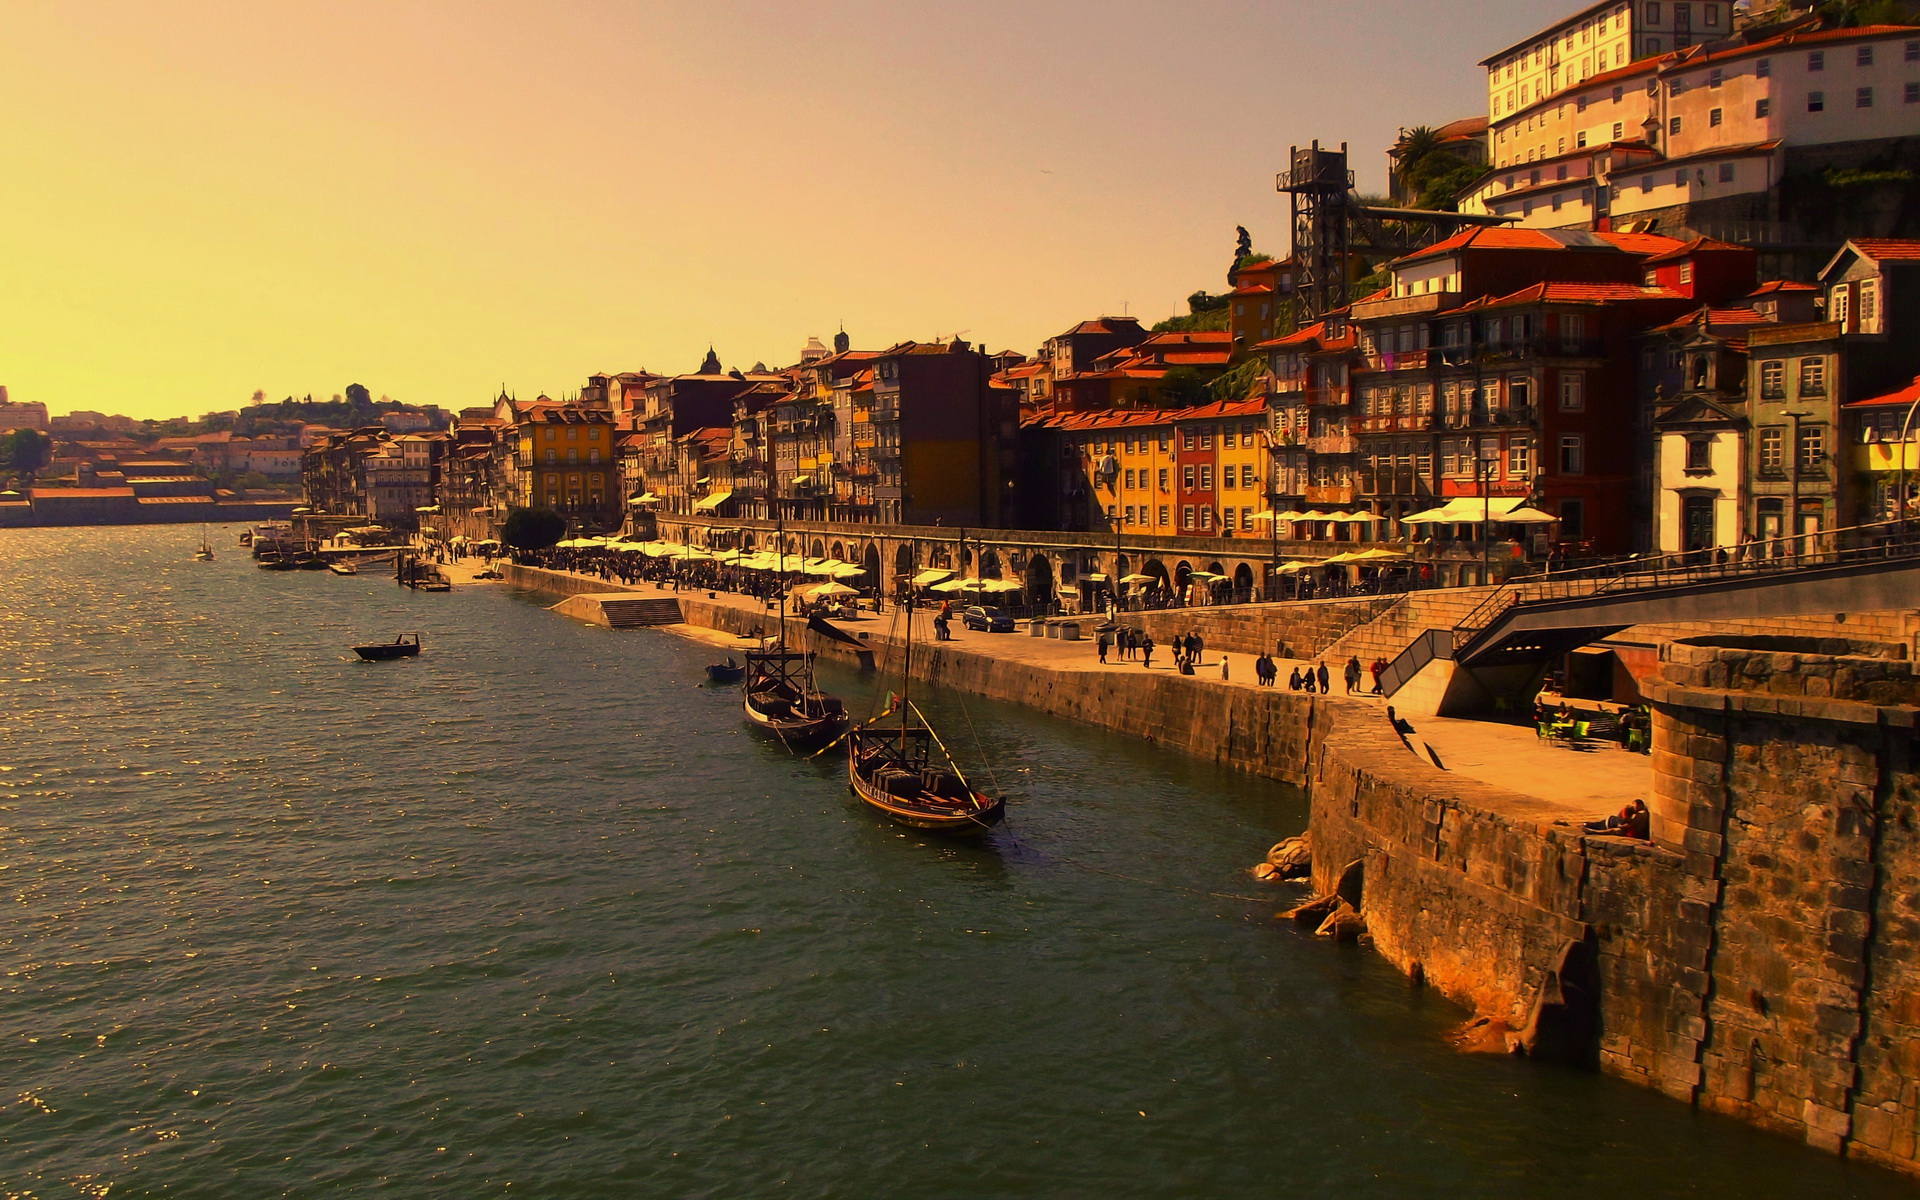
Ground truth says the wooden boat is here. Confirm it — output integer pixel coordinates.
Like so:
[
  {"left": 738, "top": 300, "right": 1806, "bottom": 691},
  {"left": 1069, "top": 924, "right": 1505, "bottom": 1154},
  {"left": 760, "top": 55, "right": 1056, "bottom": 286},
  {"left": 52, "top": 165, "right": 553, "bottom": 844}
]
[
  {"left": 354, "top": 633, "right": 421, "bottom": 661},
  {"left": 328, "top": 560, "right": 358, "bottom": 576},
  {"left": 743, "top": 646, "right": 849, "bottom": 751},
  {"left": 845, "top": 554, "right": 1003, "bottom": 836},
  {"left": 706, "top": 658, "right": 746, "bottom": 684},
  {"left": 193, "top": 527, "right": 215, "bottom": 562},
  {"left": 848, "top": 716, "right": 1005, "bottom": 835},
  {"left": 294, "top": 552, "right": 327, "bottom": 571},
  {"left": 256, "top": 552, "right": 299, "bottom": 571}
]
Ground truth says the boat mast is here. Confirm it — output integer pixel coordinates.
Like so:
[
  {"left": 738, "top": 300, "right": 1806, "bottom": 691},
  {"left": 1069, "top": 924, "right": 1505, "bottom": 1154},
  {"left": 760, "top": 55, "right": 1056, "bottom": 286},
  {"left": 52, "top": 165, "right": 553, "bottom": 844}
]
[{"left": 902, "top": 540, "right": 913, "bottom": 744}]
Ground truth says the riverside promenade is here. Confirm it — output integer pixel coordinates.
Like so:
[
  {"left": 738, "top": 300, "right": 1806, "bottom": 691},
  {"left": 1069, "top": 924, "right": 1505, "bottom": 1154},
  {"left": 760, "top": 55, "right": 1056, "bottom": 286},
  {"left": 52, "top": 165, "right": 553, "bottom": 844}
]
[{"left": 482, "top": 560, "right": 1648, "bottom": 823}]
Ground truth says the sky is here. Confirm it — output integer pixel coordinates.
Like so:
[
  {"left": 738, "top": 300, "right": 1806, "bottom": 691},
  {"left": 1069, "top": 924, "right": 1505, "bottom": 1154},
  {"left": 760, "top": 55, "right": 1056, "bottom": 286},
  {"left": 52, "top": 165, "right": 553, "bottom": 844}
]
[{"left": 0, "top": 0, "right": 1577, "bottom": 421}]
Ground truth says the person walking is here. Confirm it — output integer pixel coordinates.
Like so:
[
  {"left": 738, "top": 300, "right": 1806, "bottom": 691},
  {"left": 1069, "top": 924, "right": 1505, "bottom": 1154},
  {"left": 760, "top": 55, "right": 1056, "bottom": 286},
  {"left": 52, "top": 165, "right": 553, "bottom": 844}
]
[
  {"left": 1345, "top": 656, "right": 1362, "bottom": 695},
  {"left": 1317, "top": 661, "right": 1331, "bottom": 694},
  {"left": 1097, "top": 628, "right": 1110, "bottom": 664},
  {"left": 1194, "top": 631, "right": 1206, "bottom": 670},
  {"left": 1370, "top": 657, "right": 1387, "bottom": 695},
  {"left": 1220, "top": 655, "right": 1230, "bottom": 682},
  {"left": 1140, "top": 634, "right": 1154, "bottom": 669}
]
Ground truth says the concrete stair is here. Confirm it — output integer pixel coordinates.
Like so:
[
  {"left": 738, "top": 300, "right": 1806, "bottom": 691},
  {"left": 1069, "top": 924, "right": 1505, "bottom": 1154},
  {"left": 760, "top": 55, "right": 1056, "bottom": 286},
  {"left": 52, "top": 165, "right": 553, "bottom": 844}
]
[
  {"left": 597, "top": 597, "right": 684, "bottom": 628},
  {"left": 1315, "top": 586, "right": 1501, "bottom": 667}
]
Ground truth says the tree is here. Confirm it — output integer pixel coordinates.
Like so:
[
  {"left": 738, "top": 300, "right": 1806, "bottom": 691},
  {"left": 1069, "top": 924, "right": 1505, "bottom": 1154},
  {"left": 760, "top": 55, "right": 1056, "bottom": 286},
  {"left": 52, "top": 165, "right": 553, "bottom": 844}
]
[
  {"left": 344, "top": 383, "right": 372, "bottom": 408},
  {"left": 6, "top": 429, "right": 49, "bottom": 477},
  {"left": 502, "top": 506, "right": 566, "bottom": 551}
]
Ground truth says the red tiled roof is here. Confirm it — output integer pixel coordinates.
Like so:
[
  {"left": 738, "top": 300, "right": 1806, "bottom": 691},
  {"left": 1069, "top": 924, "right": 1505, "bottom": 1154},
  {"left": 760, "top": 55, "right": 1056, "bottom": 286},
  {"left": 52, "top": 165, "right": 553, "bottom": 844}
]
[
  {"left": 1748, "top": 280, "right": 1819, "bottom": 295},
  {"left": 1846, "top": 375, "right": 1920, "bottom": 409},
  {"left": 1060, "top": 317, "right": 1145, "bottom": 337},
  {"left": 1230, "top": 282, "right": 1274, "bottom": 296},
  {"left": 1445, "top": 281, "right": 1685, "bottom": 313},
  {"left": 1025, "top": 395, "right": 1265, "bottom": 432},
  {"left": 1849, "top": 239, "right": 1920, "bottom": 262},
  {"left": 1396, "top": 226, "right": 1683, "bottom": 266},
  {"left": 1648, "top": 306, "right": 1770, "bottom": 335},
  {"left": 1641, "top": 236, "right": 1754, "bottom": 266}
]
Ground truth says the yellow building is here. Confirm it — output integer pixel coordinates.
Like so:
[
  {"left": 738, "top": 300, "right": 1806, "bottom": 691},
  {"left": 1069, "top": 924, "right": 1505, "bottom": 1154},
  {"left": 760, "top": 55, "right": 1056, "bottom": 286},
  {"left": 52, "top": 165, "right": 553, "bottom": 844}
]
[
  {"left": 508, "top": 398, "right": 618, "bottom": 526},
  {"left": 1041, "top": 397, "right": 1267, "bottom": 536}
]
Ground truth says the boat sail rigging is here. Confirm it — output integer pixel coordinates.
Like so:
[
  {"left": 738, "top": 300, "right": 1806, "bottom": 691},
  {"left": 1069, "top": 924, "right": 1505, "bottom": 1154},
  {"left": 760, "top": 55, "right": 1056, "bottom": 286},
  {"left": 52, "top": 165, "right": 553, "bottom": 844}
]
[
  {"left": 740, "top": 514, "right": 849, "bottom": 752},
  {"left": 845, "top": 544, "right": 1004, "bottom": 835}
]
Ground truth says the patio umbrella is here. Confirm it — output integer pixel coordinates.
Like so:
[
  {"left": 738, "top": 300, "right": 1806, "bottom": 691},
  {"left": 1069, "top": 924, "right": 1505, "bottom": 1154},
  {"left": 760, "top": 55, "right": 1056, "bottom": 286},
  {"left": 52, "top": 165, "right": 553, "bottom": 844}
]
[
  {"left": 1352, "top": 548, "right": 1409, "bottom": 560},
  {"left": 827, "top": 563, "right": 868, "bottom": 579},
  {"left": 1118, "top": 573, "right": 1157, "bottom": 584},
  {"left": 978, "top": 579, "right": 1023, "bottom": 594},
  {"left": 808, "top": 581, "right": 860, "bottom": 598},
  {"left": 1496, "top": 506, "right": 1558, "bottom": 524}
]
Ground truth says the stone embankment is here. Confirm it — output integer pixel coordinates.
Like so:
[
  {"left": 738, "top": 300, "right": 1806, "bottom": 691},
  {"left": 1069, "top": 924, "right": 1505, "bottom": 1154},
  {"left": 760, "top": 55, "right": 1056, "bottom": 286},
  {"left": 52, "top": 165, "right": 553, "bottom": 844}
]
[{"left": 503, "top": 563, "right": 1920, "bottom": 1178}]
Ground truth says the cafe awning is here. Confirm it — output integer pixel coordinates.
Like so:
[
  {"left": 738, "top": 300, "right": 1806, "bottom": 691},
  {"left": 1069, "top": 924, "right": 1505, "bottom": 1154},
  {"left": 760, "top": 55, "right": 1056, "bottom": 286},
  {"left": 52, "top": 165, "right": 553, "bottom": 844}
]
[
  {"left": 1118, "top": 573, "right": 1156, "bottom": 584},
  {"left": 912, "top": 568, "right": 953, "bottom": 586},
  {"left": 415, "top": 505, "right": 440, "bottom": 513},
  {"left": 1082, "top": 573, "right": 1110, "bottom": 583},
  {"left": 693, "top": 490, "right": 733, "bottom": 511},
  {"left": 627, "top": 492, "right": 660, "bottom": 505},
  {"left": 1405, "top": 497, "right": 1532, "bottom": 524}
]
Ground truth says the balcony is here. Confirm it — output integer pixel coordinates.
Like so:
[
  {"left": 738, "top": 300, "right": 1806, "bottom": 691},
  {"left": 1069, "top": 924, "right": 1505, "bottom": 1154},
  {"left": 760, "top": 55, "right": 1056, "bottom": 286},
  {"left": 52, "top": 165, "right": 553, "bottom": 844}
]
[
  {"left": 1351, "top": 291, "right": 1458, "bottom": 322},
  {"left": 1307, "top": 434, "right": 1358, "bottom": 454},
  {"left": 1307, "top": 388, "right": 1349, "bottom": 407},
  {"left": 1361, "top": 348, "right": 1432, "bottom": 371}
]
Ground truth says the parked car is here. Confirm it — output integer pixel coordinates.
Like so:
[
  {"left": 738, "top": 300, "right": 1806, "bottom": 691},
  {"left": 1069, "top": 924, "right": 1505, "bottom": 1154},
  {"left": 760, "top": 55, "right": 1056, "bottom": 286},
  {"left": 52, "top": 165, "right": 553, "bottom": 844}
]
[{"left": 961, "top": 605, "right": 1015, "bottom": 633}]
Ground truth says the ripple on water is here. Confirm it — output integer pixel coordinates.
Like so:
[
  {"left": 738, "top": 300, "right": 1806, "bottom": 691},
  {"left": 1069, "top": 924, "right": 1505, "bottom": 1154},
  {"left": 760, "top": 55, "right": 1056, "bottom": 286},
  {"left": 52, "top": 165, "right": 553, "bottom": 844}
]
[{"left": 1, "top": 527, "right": 1914, "bottom": 1200}]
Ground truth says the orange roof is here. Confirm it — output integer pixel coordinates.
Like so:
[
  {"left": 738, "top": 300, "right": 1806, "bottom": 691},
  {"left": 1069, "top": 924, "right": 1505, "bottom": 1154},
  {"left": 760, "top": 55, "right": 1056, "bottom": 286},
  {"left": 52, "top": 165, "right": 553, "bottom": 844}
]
[
  {"left": 1395, "top": 226, "right": 1683, "bottom": 266},
  {"left": 1846, "top": 375, "right": 1920, "bottom": 409},
  {"left": 1444, "top": 281, "right": 1684, "bottom": 313},
  {"left": 1059, "top": 317, "right": 1145, "bottom": 337},
  {"left": 1230, "top": 282, "right": 1274, "bottom": 296},
  {"left": 1748, "top": 280, "right": 1819, "bottom": 296},
  {"left": 1849, "top": 239, "right": 1920, "bottom": 262},
  {"left": 1641, "top": 236, "right": 1753, "bottom": 266}
]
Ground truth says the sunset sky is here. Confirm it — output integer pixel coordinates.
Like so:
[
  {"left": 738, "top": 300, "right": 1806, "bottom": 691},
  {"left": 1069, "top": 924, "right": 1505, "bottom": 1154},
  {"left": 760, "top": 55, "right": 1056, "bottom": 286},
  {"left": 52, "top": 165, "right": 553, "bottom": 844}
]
[{"left": 2, "top": 1, "right": 1575, "bottom": 420}]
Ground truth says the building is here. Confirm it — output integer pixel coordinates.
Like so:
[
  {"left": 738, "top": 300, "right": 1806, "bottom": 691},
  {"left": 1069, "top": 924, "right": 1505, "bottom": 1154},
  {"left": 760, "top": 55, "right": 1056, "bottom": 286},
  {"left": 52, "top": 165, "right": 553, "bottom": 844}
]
[
  {"left": 867, "top": 340, "right": 1014, "bottom": 527},
  {"left": 1225, "top": 257, "right": 1299, "bottom": 358},
  {"left": 0, "top": 390, "right": 50, "bottom": 432},
  {"left": 505, "top": 398, "right": 618, "bottom": 528},
  {"left": 1845, "top": 373, "right": 1920, "bottom": 522}
]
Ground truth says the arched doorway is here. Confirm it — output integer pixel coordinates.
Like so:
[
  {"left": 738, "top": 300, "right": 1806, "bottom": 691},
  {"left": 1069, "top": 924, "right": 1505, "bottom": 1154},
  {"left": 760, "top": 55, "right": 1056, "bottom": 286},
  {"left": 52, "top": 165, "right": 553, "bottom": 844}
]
[
  {"left": 743, "top": 532, "right": 757, "bottom": 550},
  {"left": 830, "top": 540, "right": 846, "bottom": 562},
  {"left": 862, "top": 542, "right": 881, "bottom": 589},
  {"left": 1233, "top": 562, "right": 1254, "bottom": 599},
  {"left": 810, "top": 537, "right": 826, "bottom": 559},
  {"left": 980, "top": 550, "right": 1001, "bottom": 579},
  {"left": 1142, "top": 558, "right": 1169, "bottom": 592},
  {"left": 1025, "top": 554, "right": 1055, "bottom": 612}
]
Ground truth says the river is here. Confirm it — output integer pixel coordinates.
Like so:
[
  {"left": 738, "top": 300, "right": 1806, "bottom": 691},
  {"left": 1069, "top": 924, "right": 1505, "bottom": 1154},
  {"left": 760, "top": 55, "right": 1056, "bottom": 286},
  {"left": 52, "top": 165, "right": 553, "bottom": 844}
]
[{"left": 0, "top": 526, "right": 1909, "bottom": 1198}]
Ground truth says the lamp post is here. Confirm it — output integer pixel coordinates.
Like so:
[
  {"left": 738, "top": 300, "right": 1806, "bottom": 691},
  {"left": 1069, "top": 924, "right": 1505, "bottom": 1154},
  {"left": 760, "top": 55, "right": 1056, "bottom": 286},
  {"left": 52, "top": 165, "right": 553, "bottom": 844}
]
[
  {"left": 1476, "top": 451, "right": 1497, "bottom": 585},
  {"left": 1895, "top": 392, "right": 1920, "bottom": 528}
]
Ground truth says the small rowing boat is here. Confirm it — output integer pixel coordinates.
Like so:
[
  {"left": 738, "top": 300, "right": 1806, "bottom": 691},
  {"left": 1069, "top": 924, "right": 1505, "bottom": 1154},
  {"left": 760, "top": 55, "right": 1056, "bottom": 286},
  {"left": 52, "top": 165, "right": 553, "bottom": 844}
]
[{"left": 354, "top": 633, "right": 421, "bottom": 661}]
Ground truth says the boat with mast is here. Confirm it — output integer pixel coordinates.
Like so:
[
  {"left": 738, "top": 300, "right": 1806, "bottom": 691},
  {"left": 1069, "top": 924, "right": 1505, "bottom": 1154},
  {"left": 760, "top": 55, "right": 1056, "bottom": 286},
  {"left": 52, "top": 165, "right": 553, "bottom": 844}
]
[
  {"left": 741, "top": 520, "right": 849, "bottom": 752},
  {"left": 846, "top": 549, "right": 1004, "bottom": 835},
  {"left": 193, "top": 527, "right": 215, "bottom": 561}
]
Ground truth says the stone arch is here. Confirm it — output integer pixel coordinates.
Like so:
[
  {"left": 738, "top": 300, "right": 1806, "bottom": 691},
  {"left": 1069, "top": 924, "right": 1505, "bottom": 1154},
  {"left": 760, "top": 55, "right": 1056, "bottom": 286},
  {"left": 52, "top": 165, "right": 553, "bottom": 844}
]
[
  {"left": 1233, "top": 562, "right": 1254, "bottom": 596},
  {"left": 1141, "top": 558, "right": 1170, "bottom": 594},
  {"left": 980, "top": 549, "right": 1002, "bottom": 579},
  {"left": 862, "top": 542, "right": 881, "bottom": 588},
  {"left": 1025, "top": 553, "right": 1054, "bottom": 605},
  {"left": 1174, "top": 560, "right": 1193, "bottom": 588},
  {"left": 830, "top": 540, "right": 846, "bottom": 562},
  {"left": 810, "top": 537, "right": 826, "bottom": 558},
  {"left": 743, "top": 531, "right": 757, "bottom": 550},
  {"left": 894, "top": 542, "right": 915, "bottom": 578},
  {"left": 1206, "top": 560, "right": 1225, "bottom": 575}
]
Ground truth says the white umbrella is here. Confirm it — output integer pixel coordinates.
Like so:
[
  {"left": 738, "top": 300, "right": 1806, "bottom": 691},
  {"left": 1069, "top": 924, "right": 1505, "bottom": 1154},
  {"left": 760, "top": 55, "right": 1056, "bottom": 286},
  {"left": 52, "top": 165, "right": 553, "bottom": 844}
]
[
  {"left": 1496, "top": 506, "right": 1558, "bottom": 524},
  {"left": 1118, "top": 573, "right": 1156, "bottom": 584},
  {"left": 808, "top": 581, "right": 860, "bottom": 598}
]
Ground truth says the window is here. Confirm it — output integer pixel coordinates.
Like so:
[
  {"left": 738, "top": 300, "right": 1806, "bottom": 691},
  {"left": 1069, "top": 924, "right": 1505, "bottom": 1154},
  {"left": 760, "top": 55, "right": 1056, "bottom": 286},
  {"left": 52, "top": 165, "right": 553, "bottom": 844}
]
[
  {"left": 1709, "top": 69, "right": 1723, "bottom": 88},
  {"left": 545, "top": 448, "right": 557, "bottom": 464},
  {"left": 1909, "top": 40, "right": 1920, "bottom": 61},
  {"left": 1908, "top": 82, "right": 1920, "bottom": 104},
  {"left": 1559, "top": 434, "right": 1585, "bottom": 474},
  {"left": 1642, "top": 174, "right": 1655, "bottom": 192},
  {"left": 1182, "top": 430, "right": 1195, "bottom": 450},
  {"left": 1859, "top": 45, "right": 1874, "bottom": 67},
  {"left": 1578, "top": 94, "right": 1589, "bottom": 112},
  {"left": 1181, "top": 505, "right": 1195, "bottom": 530},
  {"left": 1705, "top": 3, "right": 1719, "bottom": 24},
  {"left": 1676, "top": 169, "right": 1688, "bottom": 187},
  {"left": 1199, "top": 465, "right": 1213, "bottom": 490},
  {"left": 545, "top": 428, "right": 556, "bottom": 441},
  {"left": 1560, "top": 371, "right": 1586, "bottom": 411},
  {"left": 1613, "top": 85, "right": 1625, "bottom": 103},
  {"left": 1858, "top": 87, "right": 1874, "bottom": 108},
  {"left": 1560, "top": 498, "right": 1586, "bottom": 539},
  {"left": 1756, "top": 97, "right": 1772, "bottom": 118},
  {"left": 1200, "top": 427, "right": 1214, "bottom": 450},
  {"left": 1799, "top": 425, "right": 1825, "bottom": 472},
  {"left": 1669, "top": 116, "right": 1683, "bottom": 135},
  {"left": 1831, "top": 286, "right": 1851, "bottom": 329},
  {"left": 1685, "top": 436, "right": 1712, "bottom": 471},
  {"left": 1124, "top": 468, "right": 1136, "bottom": 490},
  {"left": 1799, "top": 357, "right": 1827, "bottom": 395},
  {"left": 1757, "top": 57, "right": 1771, "bottom": 79},
  {"left": 1719, "top": 162, "right": 1736, "bottom": 182},
  {"left": 1222, "top": 508, "right": 1236, "bottom": 532},
  {"left": 588, "top": 448, "right": 600, "bottom": 465},
  {"left": 1158, "top": 467, "right": 1169, "bottom": 491},
  {"left": 1242, "top": 464, "right": 1257, "bottom": 488},
  {"left": 1809, "top": 50, "right": 1824, "bottom": 71},
  {"left": 1182, "top": 465, "right": 1196, "bottom": 490},
  {"left": 1710, "top": 107, "right": 1723, "bottom": 126},
  {"left": 1577, "top": 131, "right": 1589, "bottom": 148},
  {"left": 1125, "top": 505, "right": 1136, "bottom": 526},
  {"left": 1760, "top": 360, "right": 1785, "bottom": 398},
  {"left": 1222, "top": 465, "right": 1236, "bottom": 490},
  {"left": 1861, "top": 279, "right": 1881, "bottom": 333},
  {"left": 1613, "top": 121, "right": 1625, "bottom": 138},
  {"left": 1158, "top": 505, "right": 1170, "bottom": 527},
  {"left": 1808, "top": 91, "right": 1825, "bottom": 112},
  {"left": 1647, "top": 2, "right": 1661, "bottom": 20},
  {"left": 1199, "top": 507, "right": 1213, "bottom": 531}
]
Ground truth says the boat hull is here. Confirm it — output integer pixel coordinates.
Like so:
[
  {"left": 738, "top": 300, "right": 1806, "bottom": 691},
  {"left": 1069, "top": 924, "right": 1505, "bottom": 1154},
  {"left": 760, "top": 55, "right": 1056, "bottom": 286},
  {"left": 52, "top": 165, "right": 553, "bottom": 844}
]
[
  {"left": 743, "top": 694, "right": 848, "bottom": 752},
  {"left": 353, "top": 641, "right": 420, "bottom": 661},
  {"left": 706, "top": 664, "right": 747, "bottom": 684},
  {"left": 847, "top": 765, "right": 1005, "bottom": 835}
]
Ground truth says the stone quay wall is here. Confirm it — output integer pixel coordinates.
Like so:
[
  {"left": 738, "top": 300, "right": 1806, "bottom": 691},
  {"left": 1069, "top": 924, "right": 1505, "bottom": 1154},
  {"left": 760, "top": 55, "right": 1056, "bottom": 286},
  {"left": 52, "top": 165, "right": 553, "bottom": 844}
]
[{"left": 502, "top": 563, "right": 1920, "bottom": 1176}]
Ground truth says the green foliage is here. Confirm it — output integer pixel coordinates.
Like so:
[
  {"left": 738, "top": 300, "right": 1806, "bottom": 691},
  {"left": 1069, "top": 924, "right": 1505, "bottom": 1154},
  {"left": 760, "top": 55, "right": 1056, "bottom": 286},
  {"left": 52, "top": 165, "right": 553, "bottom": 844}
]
[
  {"left": 1349, "top": 268, "right": 1393, "bottom": 303},
  {"left": 1823, "top": 166, "right": 1916, "bottom": 187},
  {"left": 1392, "top": 125, "right": 1484, "bottom": 211},
  {"left": 6, "top": 428, "right": 50, "bottom": 475},
  {"left": 237, "top": 471, "right": 272, "bottom": 490},
  {"left": 1817, "top": 0, "right": 1920, "bottom": 26},
  {"left": 1152, "top": 306, "right": 1231, "bottom": 334},
  {"left": 1159, "top": 367, "right": 1211, "bottom": 407},
  {"left": 1232, "top": 252, "right": 1274, "bottom": 273},
  {"left": 345, "top": 383, "right": 373, "bottom": 408},
  {"left": 1209, "top": 357, "right": 1266, "bottom": 404},
  {"left": 502, "top": 506, "right": 566, "bottom": 551}
]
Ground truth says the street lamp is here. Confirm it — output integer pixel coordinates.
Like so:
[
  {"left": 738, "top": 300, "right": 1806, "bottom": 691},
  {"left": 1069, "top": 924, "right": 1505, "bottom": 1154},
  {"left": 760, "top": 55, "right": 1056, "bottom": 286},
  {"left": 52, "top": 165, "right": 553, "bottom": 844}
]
[{"left": 1476, "top": 451, "right": 1498, "bottom": 585}]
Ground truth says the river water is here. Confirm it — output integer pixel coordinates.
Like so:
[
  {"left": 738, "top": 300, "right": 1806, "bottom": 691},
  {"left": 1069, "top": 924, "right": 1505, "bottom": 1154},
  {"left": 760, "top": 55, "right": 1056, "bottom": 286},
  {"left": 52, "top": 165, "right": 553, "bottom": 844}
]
[{"left": 0, "top": 526, "right": 1909, "bottom": 1198}]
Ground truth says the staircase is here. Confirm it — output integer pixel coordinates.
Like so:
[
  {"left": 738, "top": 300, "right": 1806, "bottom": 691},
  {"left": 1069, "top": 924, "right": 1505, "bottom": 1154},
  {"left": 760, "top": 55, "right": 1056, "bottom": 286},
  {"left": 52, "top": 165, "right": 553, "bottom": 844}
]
[
  {"left": 1316, "top": 586, "right": 1501, "bottom": 668},
  {"left": 597, "top": 597, "right": 684, "bottom": 628}
]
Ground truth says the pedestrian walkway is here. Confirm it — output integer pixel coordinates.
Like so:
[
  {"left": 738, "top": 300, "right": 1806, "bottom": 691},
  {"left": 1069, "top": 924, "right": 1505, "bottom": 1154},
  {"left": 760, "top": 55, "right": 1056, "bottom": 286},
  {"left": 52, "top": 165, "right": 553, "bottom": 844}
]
[{"left": 507, "top": 564, "right": 1648, "bottom": 821}]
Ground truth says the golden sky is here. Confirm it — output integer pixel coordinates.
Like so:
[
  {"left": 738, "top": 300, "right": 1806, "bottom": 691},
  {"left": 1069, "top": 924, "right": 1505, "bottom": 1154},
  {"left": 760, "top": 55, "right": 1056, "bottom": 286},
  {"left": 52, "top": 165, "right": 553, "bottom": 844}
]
[{"left": 1, "top": 1, "right": 1570, "bottom": 420}]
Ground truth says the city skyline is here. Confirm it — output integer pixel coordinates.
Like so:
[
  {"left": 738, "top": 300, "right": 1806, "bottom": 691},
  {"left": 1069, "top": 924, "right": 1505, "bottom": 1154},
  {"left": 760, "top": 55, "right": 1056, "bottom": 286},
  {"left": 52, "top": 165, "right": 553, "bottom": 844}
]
[{"left": 1, "top": 0, "right": 1575, "bottom": 419}]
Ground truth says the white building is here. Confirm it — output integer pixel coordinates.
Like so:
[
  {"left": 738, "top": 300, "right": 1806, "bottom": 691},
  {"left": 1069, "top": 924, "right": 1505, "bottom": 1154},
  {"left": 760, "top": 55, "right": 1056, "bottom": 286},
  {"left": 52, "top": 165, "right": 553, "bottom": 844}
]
[
  {"left": 0, "top": 389, "right": 50, "bottom": 432},
  {"left": 1653, "top": 395, "right": 1746, "bottom": 552},
  {"left": 1464, "top": 20, "right": 1920, "bottom": 232}
]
